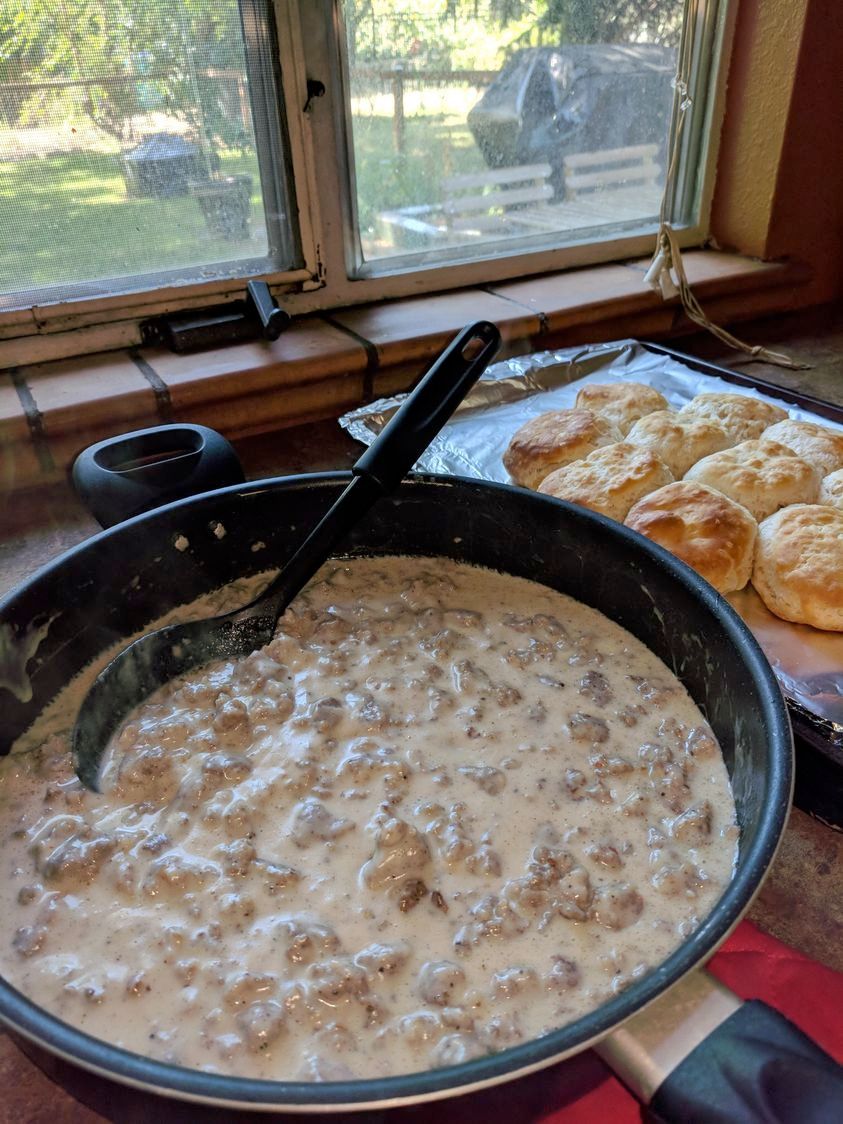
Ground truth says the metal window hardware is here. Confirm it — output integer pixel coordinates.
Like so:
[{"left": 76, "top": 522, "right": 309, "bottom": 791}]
[
  {"left": 303, "top": 78, "right": 326, "bottom": 113},
  {"left": 142, "top": 281, "right": 291, "bottom": 354}
]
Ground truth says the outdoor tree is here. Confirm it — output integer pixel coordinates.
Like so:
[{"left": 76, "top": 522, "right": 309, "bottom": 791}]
[
  {"left": 523, "top": 0, "right": 682, "bottom": 44},
  {"left": 1, "top": 0, "right": 250, "bottom": 146},
  {"left": 346, "top": 0, "right": 683, "bottom": 62},
  {"left": 3, "top": 0, "right": 684, "bottom": 143}
]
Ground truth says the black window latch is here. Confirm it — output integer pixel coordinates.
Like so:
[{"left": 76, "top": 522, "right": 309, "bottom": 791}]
[
  {"left": 142, "top": 281, "right": 292, "bottom": 354},
  {"left": 304, "top": 78, "right": 326, "bottom": 113}
]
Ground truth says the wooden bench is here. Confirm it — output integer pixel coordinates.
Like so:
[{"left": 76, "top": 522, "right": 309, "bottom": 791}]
[
  {"left": 378, "top": 147, "right": 661, "bottom": 248},
  {"left": 562, "top": 143, "right": 661, "bottom": 200},
  {"left": 379, "top": 162, "right": 553, "bottom": 245},
  {"left": 441, "top": 162, "right": 553, "bottom": 233}
]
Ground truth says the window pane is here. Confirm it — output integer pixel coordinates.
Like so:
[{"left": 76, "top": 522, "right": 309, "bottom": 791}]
[
  {"left": 0, "top": 0, "right": 294, "bottom": 300},
  {"left": 342, "top": 1, "right": 683, "bottom": 267}
]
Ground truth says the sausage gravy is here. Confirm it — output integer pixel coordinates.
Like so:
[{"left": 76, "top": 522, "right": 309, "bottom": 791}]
[{"left": 0, "top": 557, "right": 738, "bottom": 1081}]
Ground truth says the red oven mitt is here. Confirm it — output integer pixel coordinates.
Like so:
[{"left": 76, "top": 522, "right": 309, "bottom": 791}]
[{"left": 392, "top": 920, "right": 843, "bottom": 1124}]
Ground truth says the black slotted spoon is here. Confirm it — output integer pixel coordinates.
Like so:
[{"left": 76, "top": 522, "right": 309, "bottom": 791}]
[{"left": 72, "top": 320, "right": 501, "bottom": 790}]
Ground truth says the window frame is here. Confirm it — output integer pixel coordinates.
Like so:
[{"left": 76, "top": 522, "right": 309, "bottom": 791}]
[{"left": 0, "top": 0, "right": 736, "bottom": 364}]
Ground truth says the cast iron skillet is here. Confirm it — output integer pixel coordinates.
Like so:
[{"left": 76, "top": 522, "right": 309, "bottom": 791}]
[{"left": 0, "top": 475, "right": 838, "bottom": 1117}]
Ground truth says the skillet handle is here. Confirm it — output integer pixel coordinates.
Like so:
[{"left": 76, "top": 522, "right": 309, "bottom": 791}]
[
  {"left": 72, "top": 423, "right": 244, "bottom": 528},
  {"left": 596, "top": 971, "right": 843, "bottom": 1123},
  {"left": 649, "top": 1000, "right": 843, "bottom": 1123}
]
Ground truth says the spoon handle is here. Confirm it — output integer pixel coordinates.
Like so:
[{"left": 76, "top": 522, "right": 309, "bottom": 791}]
[
  {"left": 353, "top": 320, "right": 501, "bottom": 490},
  {"left": 241, "top": 320, "right": 501, "bottom": 621}
]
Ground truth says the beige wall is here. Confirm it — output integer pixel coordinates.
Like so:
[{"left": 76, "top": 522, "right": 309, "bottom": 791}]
[{"left": 712, "top": 0, "right": 843, "bottom": 303}]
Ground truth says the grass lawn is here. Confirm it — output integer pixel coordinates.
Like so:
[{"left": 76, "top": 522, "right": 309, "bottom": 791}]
[
  {"left": 0, "top": 101, "right": 486, "bottom": 294},
  {"left": 0, "top": 148, "right": 264, "bottom": 295},
  {"left": 351, "top": 109, "right": 487, "bottom": 249}
]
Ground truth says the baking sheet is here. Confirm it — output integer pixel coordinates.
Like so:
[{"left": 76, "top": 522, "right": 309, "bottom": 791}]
[{"left": 340, "top": 339, "right": 843, "bottom": 738}]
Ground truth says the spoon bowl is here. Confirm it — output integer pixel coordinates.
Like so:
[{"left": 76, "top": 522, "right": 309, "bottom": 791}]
[{"left": 72, "top": 320, "right": 501, "bottom": 790}]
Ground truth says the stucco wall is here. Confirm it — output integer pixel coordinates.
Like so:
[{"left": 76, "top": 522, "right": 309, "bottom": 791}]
[{"left": 712, "top": 0, "right": 843, "bottom": 302}]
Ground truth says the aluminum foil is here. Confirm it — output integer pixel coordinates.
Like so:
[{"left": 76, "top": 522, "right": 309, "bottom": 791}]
[{"left": 340, "top": 339, "right": 843, "bottom": 739}]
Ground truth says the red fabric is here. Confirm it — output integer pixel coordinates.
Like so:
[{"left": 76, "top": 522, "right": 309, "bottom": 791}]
[{"left": 388, "top": 920, "right": 843, "bottom": 1124}]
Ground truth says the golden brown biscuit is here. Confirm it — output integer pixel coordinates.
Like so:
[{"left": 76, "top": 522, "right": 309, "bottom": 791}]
[
  {"left": 819, "top": 468, "right": 843, "bottom": 509},
  {"left": 538, "top": 442, "right": 674, "bottom": 522},
  {"left": 625, "top": 410, "right": 735, "bottom": 477},
  {"left": 753, "top": 505, "right": 843, "bottom": 630},
  {"left": 574, "top": 382, "right": 669, "bottom": 436},
  {"left": 762, "top": 419, "right": 843, "bottom": 477},
  {"left": 503, "top": 409, "right": 622, "bottom": 490},
  {"left": 677, "top": 393, "right": 787, "bottom": 442},
  {"left": 683, "top": 439, "right": 820, "bottom": 521},
  {"left": 625, "top": 481, "right": 757, "bottom": 594}
]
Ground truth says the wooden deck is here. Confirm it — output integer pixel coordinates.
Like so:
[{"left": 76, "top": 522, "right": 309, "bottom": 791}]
[
  {"left": 378, "top": 149, "right": 664, "bottom": 251},
  {"left": 378, "top": 183, "right": 662, "bottom": 250}
]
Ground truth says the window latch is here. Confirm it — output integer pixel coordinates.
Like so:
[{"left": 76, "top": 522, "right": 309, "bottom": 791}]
[
  {"left": 245, "top": 280, "right": 291, "bottom": 340},
  {"left": 303, "top": 78, "right": 326, "bottom": 113},
  {"left": 143, "top": 281, "right": 291, "bottom": 354}
]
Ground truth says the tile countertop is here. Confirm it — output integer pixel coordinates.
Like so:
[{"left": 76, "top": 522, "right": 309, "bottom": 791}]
[{"left": 1, "top": 308, "right": 842, "bottom": 1121}]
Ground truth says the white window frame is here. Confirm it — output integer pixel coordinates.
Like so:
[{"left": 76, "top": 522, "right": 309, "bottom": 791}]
[{"left": 0, "top": 0, "right": 736, "bottom": 364}]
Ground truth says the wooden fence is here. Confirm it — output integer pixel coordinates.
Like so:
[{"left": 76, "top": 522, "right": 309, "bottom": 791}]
[
  {"left": 1, "top": 69, "right": 250, "bottom": 131},
  {"left": 352, "top": 66, "right": 496, "bottom": 153},
  {"left": 3, "top": 65, "right": 497, "bottom": 154}
]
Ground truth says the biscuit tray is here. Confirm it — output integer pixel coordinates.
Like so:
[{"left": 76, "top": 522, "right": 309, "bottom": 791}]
[{"left": 341, "top": 339, "right": 843, "bottom": 829}]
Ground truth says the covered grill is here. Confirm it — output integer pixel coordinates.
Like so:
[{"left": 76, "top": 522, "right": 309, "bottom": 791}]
[{"left": 467, "top": 44, "right": 675, "bottom": 194}]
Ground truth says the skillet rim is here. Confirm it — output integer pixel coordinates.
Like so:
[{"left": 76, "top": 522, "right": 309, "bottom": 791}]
[{"left": 0, "top": 472, "right": 792, "bottom": 1109}]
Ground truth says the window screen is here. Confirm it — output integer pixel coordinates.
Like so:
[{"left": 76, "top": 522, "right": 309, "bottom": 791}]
[{"left": 0, "top": 0, "right": 294, "bottom": 300}]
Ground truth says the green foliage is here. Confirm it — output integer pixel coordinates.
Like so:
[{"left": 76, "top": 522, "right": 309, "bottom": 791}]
[
  {"left": 2, "top": 0, "right": 250, "bottom": 146},
  {"left": 531, "top": 0, "right": 682, "bottom": 45},
  {"left": 4, "top": 2, "right": 683, "bottom": 140},
  {"left": 345, "top": 0, "right": 682, "bottom": 70}
]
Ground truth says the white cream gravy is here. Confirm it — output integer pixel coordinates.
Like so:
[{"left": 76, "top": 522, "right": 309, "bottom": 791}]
[{"left": 0, "top": 557, "right": 737, "bottom": 1081}]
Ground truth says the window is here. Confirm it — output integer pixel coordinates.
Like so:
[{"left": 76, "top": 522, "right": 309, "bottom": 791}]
[
  {"left": 1, "top": 0, "right": 296, "bottom": 302},
  {"left": 343, "top": 9, "right": 680, "bottom": 270},
  {"left": 1, "top": 0, "right": 733, "bottom": 346}
]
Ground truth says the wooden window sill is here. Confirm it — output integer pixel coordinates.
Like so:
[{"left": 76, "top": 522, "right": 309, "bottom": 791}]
[{"left": 0, "top": 250, "right": 811, "bottom": 492}]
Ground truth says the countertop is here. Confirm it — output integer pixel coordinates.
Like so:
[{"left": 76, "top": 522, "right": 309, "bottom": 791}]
[{"left": 1, "top": 308, "right": 842, "bottom": 1121}]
